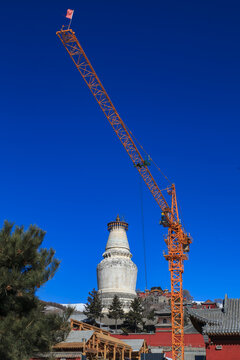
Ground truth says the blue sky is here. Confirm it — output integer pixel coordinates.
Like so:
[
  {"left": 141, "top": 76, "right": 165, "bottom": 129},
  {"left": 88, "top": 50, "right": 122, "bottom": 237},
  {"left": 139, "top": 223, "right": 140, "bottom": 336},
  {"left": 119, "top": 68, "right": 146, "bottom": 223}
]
[{"left": 1, "top": 0, "right": 240, "bottom": 303}]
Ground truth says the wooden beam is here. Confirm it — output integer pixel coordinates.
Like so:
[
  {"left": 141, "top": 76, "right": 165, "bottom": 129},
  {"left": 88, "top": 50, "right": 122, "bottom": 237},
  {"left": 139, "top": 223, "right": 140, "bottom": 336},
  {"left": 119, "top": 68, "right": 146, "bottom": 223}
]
[
  {"left": 96, "top": 336, "right": 99, "bottom": 353},
  {"left": 129, "top": 349, "right": 132, "bottom": 360},
  {"left": 122, "top": 347, "right": 125, "bottom": 360},
  {"left": 83, "top": 338, "right": 86, "bottom": 356},
  {"left": 104, "top": 343, "right": 107, "bottom": 360},
  {"left": 113, "top": 344, "right": 116, "bottom": 360}
]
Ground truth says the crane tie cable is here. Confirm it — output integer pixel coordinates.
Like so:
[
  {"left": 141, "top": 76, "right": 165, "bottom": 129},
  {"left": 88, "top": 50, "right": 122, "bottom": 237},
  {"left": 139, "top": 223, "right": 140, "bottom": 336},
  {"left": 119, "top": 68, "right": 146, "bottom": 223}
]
[{"left": 125, "top": 124, "right": 172, "bottom": 185}]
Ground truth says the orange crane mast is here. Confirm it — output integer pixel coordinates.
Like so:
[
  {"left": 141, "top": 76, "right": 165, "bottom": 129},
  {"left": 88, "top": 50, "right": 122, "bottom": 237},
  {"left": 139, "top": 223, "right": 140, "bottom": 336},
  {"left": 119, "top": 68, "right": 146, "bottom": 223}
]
[{"left": 56, "top": 28, "right": 192, "bottom": 360}]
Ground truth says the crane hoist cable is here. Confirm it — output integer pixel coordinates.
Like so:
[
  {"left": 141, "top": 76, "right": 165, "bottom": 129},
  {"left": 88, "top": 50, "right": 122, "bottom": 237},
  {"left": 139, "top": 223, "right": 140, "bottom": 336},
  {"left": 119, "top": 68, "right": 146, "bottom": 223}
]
[
  {"left": 139, "top": 177, "right": 148, "bottom": 290},
  {"left": 56, "top": 27, "right": 192, "bottom": 360}
]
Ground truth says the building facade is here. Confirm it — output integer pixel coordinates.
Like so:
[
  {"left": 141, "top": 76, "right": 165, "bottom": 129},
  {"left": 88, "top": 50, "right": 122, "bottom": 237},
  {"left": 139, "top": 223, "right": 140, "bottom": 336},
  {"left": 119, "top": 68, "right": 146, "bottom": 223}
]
[
  {"left": 97, "top": 216, "right": 138, "bottom": 313},
  {"left": 187, "top": 294, "right": 240, "bottom": 360}
]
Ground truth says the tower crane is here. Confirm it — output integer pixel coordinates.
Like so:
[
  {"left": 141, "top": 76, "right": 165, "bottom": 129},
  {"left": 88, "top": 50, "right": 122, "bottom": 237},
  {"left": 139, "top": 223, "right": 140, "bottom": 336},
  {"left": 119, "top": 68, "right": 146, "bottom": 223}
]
[{"left": 56, "top": 28, "right": 192, "bottom": 360}]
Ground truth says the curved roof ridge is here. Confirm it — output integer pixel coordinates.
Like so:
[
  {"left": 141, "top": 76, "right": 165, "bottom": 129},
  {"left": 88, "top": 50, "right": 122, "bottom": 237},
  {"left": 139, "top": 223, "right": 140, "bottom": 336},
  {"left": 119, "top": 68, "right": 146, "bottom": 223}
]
[
  {"left": 186, "top": 307, "right": 223, "bottom": 324},
  {"left": 188, "top": 295, "right": 240, "bottom": 336}
]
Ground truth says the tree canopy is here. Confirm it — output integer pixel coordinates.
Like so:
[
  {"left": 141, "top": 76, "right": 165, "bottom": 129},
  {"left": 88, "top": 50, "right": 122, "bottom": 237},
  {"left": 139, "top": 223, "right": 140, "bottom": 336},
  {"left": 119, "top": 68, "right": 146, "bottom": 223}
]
[
  {"left": 84, "top": 288, "right": 103, "bottom": 325},
  {"left": 124, "top": 297, "right": 144, "bottom": 333},
  {"left": 0, "top": 220, "right": 71, "bottom": 360},
  {"left": 108, "top": 294, "right": 124, "bottom": 329},
  {"left": 183, "top": 289, "right": 194, "bottom": 301}
]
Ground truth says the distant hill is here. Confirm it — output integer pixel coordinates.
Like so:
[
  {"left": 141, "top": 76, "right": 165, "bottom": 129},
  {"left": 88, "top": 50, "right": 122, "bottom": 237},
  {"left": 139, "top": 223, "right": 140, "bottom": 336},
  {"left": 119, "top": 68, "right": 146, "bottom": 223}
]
[
  {"left": 40, "top": 301, "right": 86, "bottom": 313},
  {"left": 62, "top": 303, "right": 86, "bottom": 312}
]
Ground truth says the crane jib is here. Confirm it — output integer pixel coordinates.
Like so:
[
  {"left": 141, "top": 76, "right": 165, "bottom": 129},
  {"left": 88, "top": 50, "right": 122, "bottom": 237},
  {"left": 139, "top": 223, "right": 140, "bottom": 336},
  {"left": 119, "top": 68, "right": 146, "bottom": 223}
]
[
  {"left": 57, "top": 30, "right": 172, "bottom": 218},
  {"left": 57, "top": 28, "right": 192, "bottom": 360}
]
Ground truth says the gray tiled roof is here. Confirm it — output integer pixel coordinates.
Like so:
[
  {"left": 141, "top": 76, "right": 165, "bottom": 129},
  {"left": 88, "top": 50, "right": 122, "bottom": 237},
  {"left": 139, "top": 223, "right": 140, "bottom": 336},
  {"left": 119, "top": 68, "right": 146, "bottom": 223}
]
[
  {"left": 183, "top": 323, "right": 201, "bottom": 334},
  {"left": 35, "top": 352, "right": 83, "bottom": 358},
  {"left": 154, "top": 309, "right": 171, "bottom": 315},
  {"left": 65, "top": 330, "right": 94, "bottom": 343},
  {"left": 70, "top": 313, "right": 88, "bottom": 322},
  {"left": 187, "top": 295, "right": 240, "bottom": 335},
  {"left": 121, "top": 339, "right": 144, "bottom": 351},
  {"left": 187, "top": 308, "right": 223, "bottom": 324}
]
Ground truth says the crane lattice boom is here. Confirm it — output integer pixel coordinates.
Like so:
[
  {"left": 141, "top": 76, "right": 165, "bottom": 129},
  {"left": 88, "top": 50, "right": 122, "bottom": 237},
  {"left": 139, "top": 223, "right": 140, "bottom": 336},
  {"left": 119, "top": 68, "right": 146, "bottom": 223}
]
[{"left": 56, "top": 28, "right": 192, "bottom": 360}]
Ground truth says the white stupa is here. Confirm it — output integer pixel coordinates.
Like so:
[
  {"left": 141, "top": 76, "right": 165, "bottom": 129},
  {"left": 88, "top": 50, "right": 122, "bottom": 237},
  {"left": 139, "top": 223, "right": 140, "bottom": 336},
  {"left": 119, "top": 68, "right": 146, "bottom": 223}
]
[{"left": 97, "top": 215, "right": 138, "bottom": 313}]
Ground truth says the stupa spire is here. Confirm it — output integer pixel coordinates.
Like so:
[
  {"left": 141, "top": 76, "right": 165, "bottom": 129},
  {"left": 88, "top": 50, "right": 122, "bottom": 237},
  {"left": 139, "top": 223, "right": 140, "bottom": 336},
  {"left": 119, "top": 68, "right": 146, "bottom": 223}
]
[{"left": 106, "top": 215, "right": 129, "bottom": 251}]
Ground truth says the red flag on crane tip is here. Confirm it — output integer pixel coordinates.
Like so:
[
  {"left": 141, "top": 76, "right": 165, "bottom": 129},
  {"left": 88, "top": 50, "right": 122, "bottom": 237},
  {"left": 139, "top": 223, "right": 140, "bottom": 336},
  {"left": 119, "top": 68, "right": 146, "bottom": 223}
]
[{"left": 66, "top": 9, "right": 74, "bottom": 19}]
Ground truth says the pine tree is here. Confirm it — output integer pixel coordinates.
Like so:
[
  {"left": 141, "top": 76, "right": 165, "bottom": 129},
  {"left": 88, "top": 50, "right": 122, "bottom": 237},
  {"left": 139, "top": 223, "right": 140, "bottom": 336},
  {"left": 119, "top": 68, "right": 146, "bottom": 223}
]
[
  {"left": 0, "top": 221, "right": 72, "bottom": 360},
  {"left": 84, "top": 288, "right": 103, "bottom": 325},
  {"left": 108, "top": 295, "right": 124, "bottom": 330},
  {"left": 147, "top": 309, "right": 155, "bottom": 321},
  {"left": 183, "top": 289, "right": 193, "bottom": 301},
  {"left": 124, "top": 297, "right": 144, "bottom": 333}
]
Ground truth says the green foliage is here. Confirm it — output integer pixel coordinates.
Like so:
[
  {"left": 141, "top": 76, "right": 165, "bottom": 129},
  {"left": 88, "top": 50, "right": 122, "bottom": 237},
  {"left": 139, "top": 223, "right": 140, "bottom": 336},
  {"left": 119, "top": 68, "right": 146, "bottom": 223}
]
[
  {"left": 84, "top": 288, "right": 103, "bottom": 325},
  {"left": 43, "top": 306, "right": 73, "bottom": 346},
  {"left": 124, "top": 297, "right": 144, "bottom": 333},
  {"left": 147, "top": 309, "right": 155, "bottom": 321},
  {"left": 0, "top": 221, "right": 71, "bottom": 360},
  {"left": 184, "top": 308, "right": 190, "bottom": 326},
  {"left": 183, "top": 289, "right": 193, "bottom": 301},
  {"left": 108, "top": 295, "right": 124, "bottom": 329}
]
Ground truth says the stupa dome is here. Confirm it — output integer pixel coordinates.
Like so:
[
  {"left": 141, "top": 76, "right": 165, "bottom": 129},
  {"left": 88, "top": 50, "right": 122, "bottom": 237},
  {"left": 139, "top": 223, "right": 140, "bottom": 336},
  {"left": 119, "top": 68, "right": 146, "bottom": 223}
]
[{"left": 97, "top": 215, "right": 138, "bottom": 313}]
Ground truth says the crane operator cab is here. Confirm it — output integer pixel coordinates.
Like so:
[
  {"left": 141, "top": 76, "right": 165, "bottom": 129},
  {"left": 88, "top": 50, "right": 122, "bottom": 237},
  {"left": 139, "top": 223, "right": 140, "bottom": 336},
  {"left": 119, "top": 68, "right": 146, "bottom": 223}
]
[
  {"left": 160, "top": 212, "right": 169, "bottom": 227},
  {"left": 183, "top": 234, "right": 191, "bottom": 253},
  {"left": 134, "top": 155, "right": 151, "bottom": 169},
  {"left": 183, "top": 243, "right": 190, "bottom": 253}
]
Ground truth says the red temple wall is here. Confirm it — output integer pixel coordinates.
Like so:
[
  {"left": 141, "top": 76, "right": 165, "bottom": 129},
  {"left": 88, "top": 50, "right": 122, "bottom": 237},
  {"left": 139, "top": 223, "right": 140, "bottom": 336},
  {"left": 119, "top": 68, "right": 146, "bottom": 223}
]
[
  {"left": 32, "top": 358, "right": 81, "bottom": 360},
  {"left": 206, "top": 336, "right": 240, "bottom": 360},
  {"left": 113, "top": 332, "right": 205, "bottom": 347}
]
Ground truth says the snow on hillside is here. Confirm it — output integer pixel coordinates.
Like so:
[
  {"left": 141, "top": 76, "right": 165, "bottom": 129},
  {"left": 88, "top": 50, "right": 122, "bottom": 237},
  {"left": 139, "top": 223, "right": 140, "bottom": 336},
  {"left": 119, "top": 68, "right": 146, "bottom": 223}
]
[{"left": 62, "top": 303, "right": 86, "bottom": 312}]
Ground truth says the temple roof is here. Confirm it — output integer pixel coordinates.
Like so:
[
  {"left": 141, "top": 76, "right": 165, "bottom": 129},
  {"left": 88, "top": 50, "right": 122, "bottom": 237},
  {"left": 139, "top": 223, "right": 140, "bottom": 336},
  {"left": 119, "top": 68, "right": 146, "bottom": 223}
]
[
  {"left": 53, "top": 330, "right": 94, "bottom": 349},
  {"left": 54, "top": 329, "right": 132, "bottom": 350},
  {"left": 121, "top": 339, "right": 145, "bottom": 352},
  {"left": 184, "top": 323, "right": 201, "bottom": 334},
  {"left": 187, "top": 295, "right": 240, "bottom": 335},
  {"left": 154, "top": 307, "right": 171, "bottom": 315},
  {"left": 65, "top": 330, "right": 94, "bottom": 343}
]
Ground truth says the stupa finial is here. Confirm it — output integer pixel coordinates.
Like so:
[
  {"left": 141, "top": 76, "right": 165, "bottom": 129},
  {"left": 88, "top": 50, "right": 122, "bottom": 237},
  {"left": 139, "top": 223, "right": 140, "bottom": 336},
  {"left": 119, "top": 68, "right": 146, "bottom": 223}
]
[{"left": 107, "top": 215, "right": 128, "bottom": 232}]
